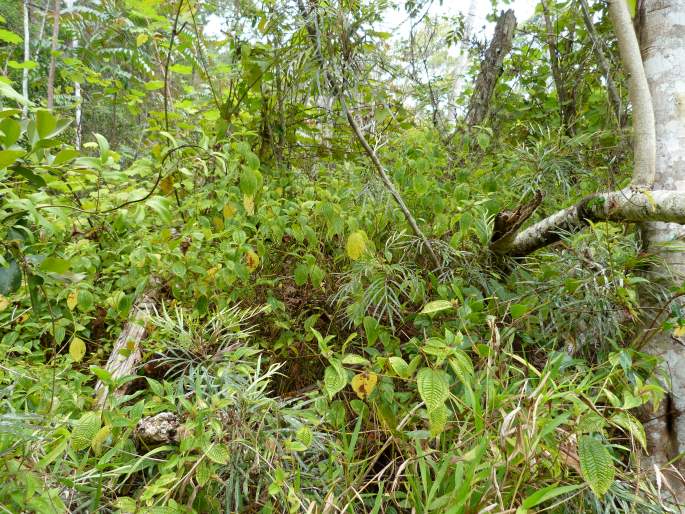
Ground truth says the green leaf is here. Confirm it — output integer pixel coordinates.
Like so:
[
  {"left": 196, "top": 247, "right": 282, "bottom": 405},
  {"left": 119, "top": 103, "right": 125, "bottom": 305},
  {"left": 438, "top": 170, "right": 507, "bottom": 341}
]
[
  {"left": 578, "top": 435, "right": 615, "bottom": 497},
  {"left": 36, "top": 110, "right": 57, "bottom": 139},
  {"left": 428, "top": 403, "right": 448, "bottom": 436},
  {"left": 144, "top": 80, "right": 165, "bottom": 91},
  {"left": 205, "top": 444, "right": 229, "bottom": 465},
  {"left": 0, "top": 257, "right": 21, "bottom": 295},
  {"left": 342, "top": 353, "right": 370, "bottom": 366},
  {"left": 521, "top": 484, "right": 584, "bottom": 509},
  {"left": 169, "top": 64, "right": 192, "bottom": 74},
  {"left": 7, "top": 60, "right": 37, "bottom": 70},
  {"left": 0, "top": 118, "right": 21, "bottom": 147},
  {"left": 0, "top": 150, "right": 23, "bottom": 169},
  {"left": 416, "top": 367, "right": 449, "bottom": 412},
  {"left": 420, "top": 300, "right": 454, "bottom": 315},
  {"left": 71, "top": 412, "right": 101, "bottom": 451},
  {"left": 0, "top": 29, "right": 21, "bottom": 44},
  {"left": 510, "top": 303, "right": 528, "bottom": 319},
  {"left": 52, "top": 148, "right": 80, "bottom": 166},
  {"left": 294, "top": 263, "right": 308, "bottom": 286},
  {"left": 93, "top": 133, "right": 110, "bottom": 162},
  {"left": 239, "top": 167, "right": 262, "bottom": 196},
  {"left": 389, "top": 356, "right": 410, "bottom": 378},
  {"left": 324, "top": 358, "right": 348, "bottom": 399},
  {"left": 39, "top": 257, "right": 71, "bottom": 274},
  {"left": 0, "top": 82, "right": 31, "bottom": 106}
]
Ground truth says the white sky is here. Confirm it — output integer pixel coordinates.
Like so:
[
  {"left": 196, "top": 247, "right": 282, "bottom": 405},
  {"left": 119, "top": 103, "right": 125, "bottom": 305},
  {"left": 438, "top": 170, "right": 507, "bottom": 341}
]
[{"left": 204, "top": 1, "right": 537, "bottom": 40}]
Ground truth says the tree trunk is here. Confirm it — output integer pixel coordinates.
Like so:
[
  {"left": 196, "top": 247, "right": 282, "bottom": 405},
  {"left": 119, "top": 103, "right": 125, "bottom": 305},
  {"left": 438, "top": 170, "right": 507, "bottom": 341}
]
[
  {"left": 639, "top": 0, "right": 685, "bottom": 496},
  {"left": 465, "top": 9, "right": 516, "bottom": 127},
  {"left": 46, "top": 0, "right": 60, "bottom": 110}
]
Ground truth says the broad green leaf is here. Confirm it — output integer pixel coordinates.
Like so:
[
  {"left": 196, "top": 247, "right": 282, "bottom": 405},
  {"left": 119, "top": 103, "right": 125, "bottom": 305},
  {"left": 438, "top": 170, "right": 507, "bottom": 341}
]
[
  {"left": 39, "top": 257, "right": 71, "bottom": 274},
  {"left": 205, "top": 444, "right": 229, "bottom": 465},
  {"left": 389, "top": 356, "right": 410, "bottom": 378},
  {"left": 578, "top": 435, "right": 615, "bottom": 497},
  {"left": 324, "top": 358, "right": 347, "bottom": 399},
  {"left": 52, "top": 148, "right": 80, "bottom": 166},
  {"left": 428, "top": 403, "right": 448, "bottom": 436},
  {"left": 0, "top": 149, "right": 23, "bottom": 169},
  {"left": 416, "top": 367, "right": 449, "bottom": 412},
  {"left": 170, "top": 64, "right": 192, "bottom": 74},
  {"left": 7, "top": 60, "right": 37, "bottom": 70},
  {"left": 0, "top": 82, "right": 31, "bottom": 106},
  {"left": 91, "top": 425, "right": 111, "bottom": 455},
  {"left": 239, "top": 167, "right": 262, "bottom": 196},
  {"left": 510, "top": 303, "right": 528, "bottom": 319},
  {"left": 93, "top": 133, "right": 110, "bottom": 162},
  {"left": 420, "top": 300, "right": 454, "bottom": 315},
  {"left": 0, "top": 118, "right": 21, "bottom": 147},
  {"left": 71, "top": 412, "right": 101, "bottom": 450},
  {"left": 0, "top": 29, "right": 21, "bottom": 44},
  {"left": 0, "top": 257, "right": 21, "bottom": 295},
  {"left": 144, "top": 80, "right": 165, "bottom": 91},
  {"left": 77, "top": 289, "right": 94, "bottom": 311},
  {"left": 36, "top": 110, "right": 57, "bottom": 139},
  {"left": 69, "top": 337, "right": 86, "bottom": 362},
  {"left": 342, "top": 353, "right": 370, "bottom": 366}
]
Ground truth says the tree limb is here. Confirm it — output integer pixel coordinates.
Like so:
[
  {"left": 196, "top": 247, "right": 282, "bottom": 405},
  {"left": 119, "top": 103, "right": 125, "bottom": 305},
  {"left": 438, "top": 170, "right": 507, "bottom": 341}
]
[{"left": 491, "top": 190, "right": 685, "bottom": 256}]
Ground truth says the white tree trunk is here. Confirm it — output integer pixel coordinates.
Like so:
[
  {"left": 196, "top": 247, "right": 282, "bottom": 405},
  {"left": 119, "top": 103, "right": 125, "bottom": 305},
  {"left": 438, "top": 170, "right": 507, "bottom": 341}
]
[{"left": 640, "top": 0, "right": 685, "bottom": 493}]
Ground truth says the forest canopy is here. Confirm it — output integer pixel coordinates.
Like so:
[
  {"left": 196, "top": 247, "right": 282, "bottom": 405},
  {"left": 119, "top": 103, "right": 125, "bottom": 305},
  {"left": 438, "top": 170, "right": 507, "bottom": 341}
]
[{"left": 1, "top": 0, "right": 685, "bottom": 512}]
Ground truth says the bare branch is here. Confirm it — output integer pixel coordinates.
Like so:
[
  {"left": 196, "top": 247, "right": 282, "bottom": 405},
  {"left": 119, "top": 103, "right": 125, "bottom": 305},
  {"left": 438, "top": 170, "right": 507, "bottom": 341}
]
[{"left": 492, "top": 190, "right": 685, "bottom": 256}]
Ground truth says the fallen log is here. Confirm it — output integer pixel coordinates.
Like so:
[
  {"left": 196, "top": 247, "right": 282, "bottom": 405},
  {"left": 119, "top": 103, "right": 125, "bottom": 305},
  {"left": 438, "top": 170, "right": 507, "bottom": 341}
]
[{"left": 95, "top": 280, "right": 160, "bottom": 408}]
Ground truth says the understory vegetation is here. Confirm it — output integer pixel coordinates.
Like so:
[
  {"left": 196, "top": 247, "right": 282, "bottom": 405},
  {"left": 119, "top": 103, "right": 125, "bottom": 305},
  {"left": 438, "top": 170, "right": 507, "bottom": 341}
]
[{"left": 0, "top": 0, "right": 681, "bottom": 512}]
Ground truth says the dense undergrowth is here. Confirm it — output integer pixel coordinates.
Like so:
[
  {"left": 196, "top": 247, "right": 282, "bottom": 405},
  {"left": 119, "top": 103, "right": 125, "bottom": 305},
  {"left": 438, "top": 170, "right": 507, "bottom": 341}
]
[{"left": 0, "top": 0, "right": 681, "bottom": 512}]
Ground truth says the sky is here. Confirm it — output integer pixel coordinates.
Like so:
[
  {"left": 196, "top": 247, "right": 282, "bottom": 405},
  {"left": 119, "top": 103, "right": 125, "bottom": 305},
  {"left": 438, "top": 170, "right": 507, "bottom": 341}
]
[{"left": 204, "top": 1, "right": 537, "bottom": 40}]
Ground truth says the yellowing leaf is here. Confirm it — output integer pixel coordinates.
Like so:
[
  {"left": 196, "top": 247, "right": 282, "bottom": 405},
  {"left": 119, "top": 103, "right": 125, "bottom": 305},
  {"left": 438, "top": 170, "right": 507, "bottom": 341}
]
[
  {"left": 223, "top": 203, "right": 236, "bottom": 219},
  {"left": 246, "top": 249, "right": 260, "bottom": 272},
  {"left": 69, "top": 337, "right": 86, "bottom": 362},
  {"left": 0, "top": 295, "right": 8, "bottom": 312},
  {"left": 351, "top": 372, "right": 378, "bottom": 400},
  {"left": 160, "top": 175, "right": 174, "bottom": 194},
  {"left": 243, "top": 194, "right": 255, "bottom": 215},
  {"left": 67, "top": 291, "right": 78, "bottom": 310},
  {"left": 91, "top": 425, "right": 111, "bottom": 456},
  {"left": 674, "top": 325, "right": 685, "bottom": 338},
  {"left": 346, "top": 231, "right": 366, "bottom": 260},
  {"left": 136, "top": 33, "right": 149, "bottom": 46},
  {"left": 212, "top": 216, "right": 224, "bottom": 231}
]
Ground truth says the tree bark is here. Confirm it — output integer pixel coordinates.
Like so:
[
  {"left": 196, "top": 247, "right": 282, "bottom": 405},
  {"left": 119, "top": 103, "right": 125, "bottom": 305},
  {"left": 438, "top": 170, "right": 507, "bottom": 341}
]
[
  {"left": 465, "top": 9, "right": 516, "bottom": 127},
  {"left": 46, "top": 0, "right": 60, "bottom": 110},
  {"left": 95, "top": 283, "right": 160, "bottom": 408},
  {"left": 638, "top": 0, "right": 685, "bottom": 496}
]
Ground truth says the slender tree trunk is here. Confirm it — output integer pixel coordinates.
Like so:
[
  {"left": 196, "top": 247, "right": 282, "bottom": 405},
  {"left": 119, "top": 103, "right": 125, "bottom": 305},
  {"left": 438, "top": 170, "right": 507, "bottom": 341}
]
[
  {"left": 541, "top": 0, "right": 575, "bottom": 135},
  {"left": 578, "top": 0, "right": 626, "bottom": 127},
  {"left": 22, "top": 0, "right": 30, "bottom": 117},
  {"left": 46, "top": 0, "right": 61, "bottom": 110},
  {"left": 638, "top": 0, "right": 685, "bottom": 496},
  {"left": 465, "top": 9, "right": 516, "bottom": 127}
]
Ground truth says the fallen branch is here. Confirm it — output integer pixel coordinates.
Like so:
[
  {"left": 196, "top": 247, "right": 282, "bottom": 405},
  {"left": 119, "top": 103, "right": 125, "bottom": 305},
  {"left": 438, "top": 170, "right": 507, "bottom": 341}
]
[
  {"left": 491, "top": 190, "right": 685, "bottom": 256},
  {"left": 95, "top": 280, "right": 160, "bottom": 407}
]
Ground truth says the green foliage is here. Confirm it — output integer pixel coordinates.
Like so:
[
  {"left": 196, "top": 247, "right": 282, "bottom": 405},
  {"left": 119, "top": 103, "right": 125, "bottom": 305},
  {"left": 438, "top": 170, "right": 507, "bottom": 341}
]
[{"left": 0, "top": 0, "right": 676, "bottom": 512}]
